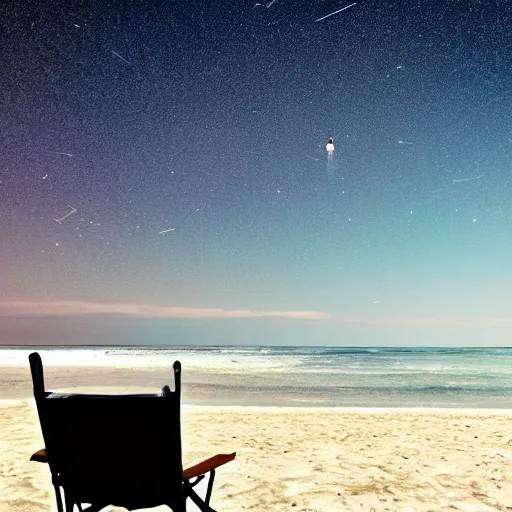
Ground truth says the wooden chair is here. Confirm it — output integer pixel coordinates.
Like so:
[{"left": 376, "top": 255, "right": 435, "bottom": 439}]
[{"left": 29, "top": 352, "right": 235, "bottom": 512}]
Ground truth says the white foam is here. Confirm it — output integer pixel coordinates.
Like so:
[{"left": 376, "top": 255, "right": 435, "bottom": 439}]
[{"left": 0, "top": 347, "right": 297, "bottom": 371}]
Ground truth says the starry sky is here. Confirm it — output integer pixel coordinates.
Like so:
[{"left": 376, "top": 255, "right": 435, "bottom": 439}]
[{"left": 1, "top": 0, "right": 512, "bottom": 346}]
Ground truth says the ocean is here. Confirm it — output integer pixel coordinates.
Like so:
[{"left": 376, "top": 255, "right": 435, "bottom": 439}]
[{"left": 1, "top": 346, "right": 511, "bottom": 408}]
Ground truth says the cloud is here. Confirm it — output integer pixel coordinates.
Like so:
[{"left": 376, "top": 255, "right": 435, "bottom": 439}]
[
  {"left": 1, "top": 302, "right": 508, "bottom": 329},
  {"left": 0, "top": 301, "right": 330, "bottom": 320}
]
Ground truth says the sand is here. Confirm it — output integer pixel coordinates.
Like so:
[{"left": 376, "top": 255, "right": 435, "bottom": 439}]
[{"left": 1, "top": 366, "right": 512, "bottom": 511}]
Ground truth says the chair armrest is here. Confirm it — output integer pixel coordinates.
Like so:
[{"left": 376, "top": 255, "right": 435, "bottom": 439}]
[
  {"left": 30, "top": 448, "right": 48, "bottom": 463},
  {"left": 183, "top": 452, "right": 236, "bottom": 480},
  {"left": 31, "top": 447, "right": 237, "bottom": 479}
]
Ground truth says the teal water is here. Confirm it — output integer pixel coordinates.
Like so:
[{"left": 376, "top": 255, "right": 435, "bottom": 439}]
[{"left": 2, "top": 346, "right": 511, "bottom": 408}]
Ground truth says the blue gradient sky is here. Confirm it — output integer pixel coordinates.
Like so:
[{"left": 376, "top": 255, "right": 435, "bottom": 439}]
[{"left": 1, "top": 0, "right": 511, "bottom": 346}]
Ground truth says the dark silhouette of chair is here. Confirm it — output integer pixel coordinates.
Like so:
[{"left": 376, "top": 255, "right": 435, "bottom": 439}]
[{"left": 28, "top": 352, "right": 236, "bottom": 512}]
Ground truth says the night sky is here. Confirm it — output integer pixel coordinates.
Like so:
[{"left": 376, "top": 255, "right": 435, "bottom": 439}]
[{"left": 2, "top": 0, "right": 512, "bottom": 346}]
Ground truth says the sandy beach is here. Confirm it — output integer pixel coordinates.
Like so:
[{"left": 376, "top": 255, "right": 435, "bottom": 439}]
[
  {"left": 1, "top": 365, "right": 512, "bottom": 511},
  {"left": 2, "top": 405, "right": 512, "bottom": 511}
]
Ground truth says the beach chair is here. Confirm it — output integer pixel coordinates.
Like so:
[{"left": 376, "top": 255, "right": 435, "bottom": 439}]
[{"left": 28, "top": 352, "right": 236, "bottom": 512}]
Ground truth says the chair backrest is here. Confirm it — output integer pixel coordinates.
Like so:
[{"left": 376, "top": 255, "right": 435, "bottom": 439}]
[{"left": 29, "top": 352, "right": 185, "bottom": 510}]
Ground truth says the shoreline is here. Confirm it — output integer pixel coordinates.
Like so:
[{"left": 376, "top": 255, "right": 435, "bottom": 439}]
[
  {"left": 180, "top": 405, "right": 512, "bottom": 414},
  {"left": 4, "top": 398, "right": 511, "bottom": 415},
  {"left": 2, "top": 364, "right": 511, "bottom": 410}
]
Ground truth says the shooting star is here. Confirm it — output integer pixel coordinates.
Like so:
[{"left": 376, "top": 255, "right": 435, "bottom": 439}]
[
  {"left": 159, "top": 228, "right": 176, "bottom": 235},
  {"left": 315, "top": 2, "right": 356, "bottom": 22},
  {"left": 111, "top": 51, "right": 130, "bottom": 64},
  {"left": 452, "top": 174, "right": 485, "bottom": 183},
  {"left": 49, "top": 151, "right": 73, "bottom": 157},
  {"left": 53, "top": 206, "right": 77, "bottom": 224}
]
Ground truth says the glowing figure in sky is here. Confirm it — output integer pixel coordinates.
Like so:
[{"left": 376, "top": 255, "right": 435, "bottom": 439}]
[
  {"left": 326, "top": 136, "right": 336, "bottom": 183},
  {"left": 326, "top": 136, "right": 334, "bottom": 157}
]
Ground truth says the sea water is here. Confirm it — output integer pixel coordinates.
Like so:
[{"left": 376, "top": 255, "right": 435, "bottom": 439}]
[{"left": 1, "top": 346, "right": 511, "bottom": 408}]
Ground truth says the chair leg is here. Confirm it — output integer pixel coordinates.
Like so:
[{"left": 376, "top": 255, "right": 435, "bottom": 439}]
[
  {"left": 64, "top": 488, "right": 75, "bottom": 512},
  {"left": 184, "top": 483, "right": 217, "bottom": 512},
  {"left": 205, "top": 470, "right": 215, "bottom": 505},
  {"left": 54, "top": 485, "right": 64, "bottom": 512}
]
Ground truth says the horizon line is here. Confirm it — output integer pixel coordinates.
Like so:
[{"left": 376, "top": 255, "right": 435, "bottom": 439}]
[{"left": 0, "top": 343, "right": 510, "bottom": 348}]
